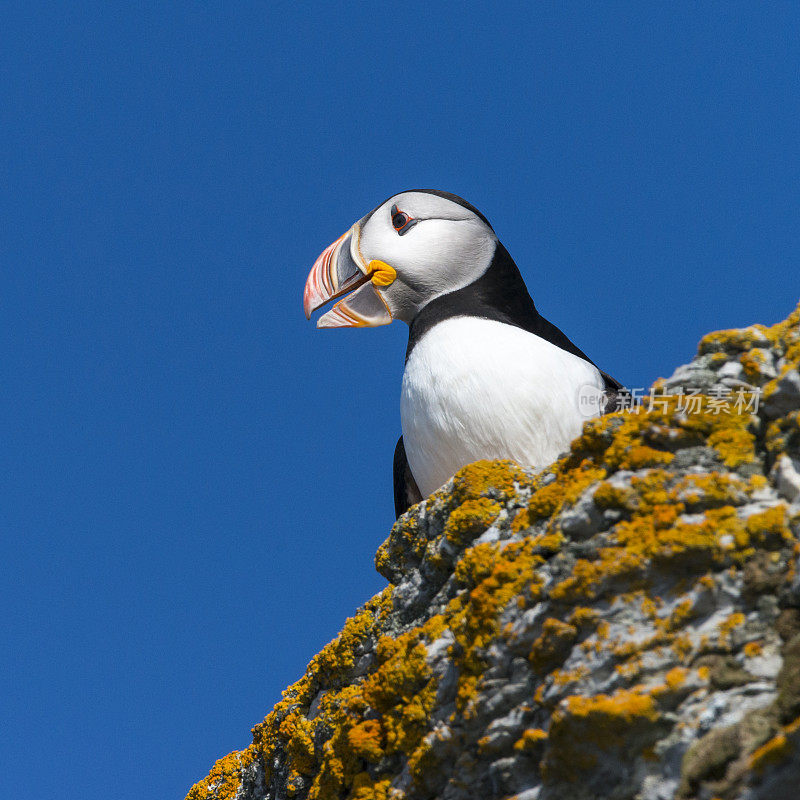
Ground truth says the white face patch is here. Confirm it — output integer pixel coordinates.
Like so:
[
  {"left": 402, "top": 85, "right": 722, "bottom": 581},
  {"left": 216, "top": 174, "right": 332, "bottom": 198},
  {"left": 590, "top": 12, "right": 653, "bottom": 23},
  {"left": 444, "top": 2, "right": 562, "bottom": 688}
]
[{"left": 357, "top": 192, "right": 497, "bottom": 323}]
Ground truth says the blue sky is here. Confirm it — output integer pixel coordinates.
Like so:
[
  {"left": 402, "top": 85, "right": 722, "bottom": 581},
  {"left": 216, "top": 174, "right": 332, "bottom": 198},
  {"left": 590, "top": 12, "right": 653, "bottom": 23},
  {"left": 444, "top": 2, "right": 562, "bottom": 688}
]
[{"left": 2, "top": 2, "right": 799, "bottom": 798}]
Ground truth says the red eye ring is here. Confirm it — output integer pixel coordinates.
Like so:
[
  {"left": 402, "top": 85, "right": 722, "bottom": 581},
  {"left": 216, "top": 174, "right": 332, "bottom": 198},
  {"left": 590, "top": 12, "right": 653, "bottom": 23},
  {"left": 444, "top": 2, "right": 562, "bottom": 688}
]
[
  {"left": 392, "top": 211, "right": 408, "bottom": 229},
  {"left": 390, "top": 204, "right": 416, "bottom": 234}
]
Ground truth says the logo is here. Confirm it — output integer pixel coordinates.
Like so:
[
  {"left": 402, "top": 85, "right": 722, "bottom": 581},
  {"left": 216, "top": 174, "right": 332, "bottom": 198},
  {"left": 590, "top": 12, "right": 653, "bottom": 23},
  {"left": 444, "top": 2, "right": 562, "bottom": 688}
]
[{"left": 577, "top": 384, "right": 609, "bottom": 418}]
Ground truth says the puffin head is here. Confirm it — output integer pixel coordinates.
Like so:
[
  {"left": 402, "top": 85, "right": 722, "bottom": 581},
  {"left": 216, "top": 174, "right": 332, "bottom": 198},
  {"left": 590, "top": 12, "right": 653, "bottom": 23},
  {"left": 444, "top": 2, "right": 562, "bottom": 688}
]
[{"left": 303, "top": 190, "right": 497, "bottom": 327}]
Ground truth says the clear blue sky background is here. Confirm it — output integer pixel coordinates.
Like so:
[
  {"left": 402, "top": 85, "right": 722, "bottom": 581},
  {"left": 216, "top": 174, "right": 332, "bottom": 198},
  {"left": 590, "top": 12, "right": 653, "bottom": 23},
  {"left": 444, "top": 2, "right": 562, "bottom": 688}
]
[{"left": 2, "top": 3, "right": 799, "bottom": 798}]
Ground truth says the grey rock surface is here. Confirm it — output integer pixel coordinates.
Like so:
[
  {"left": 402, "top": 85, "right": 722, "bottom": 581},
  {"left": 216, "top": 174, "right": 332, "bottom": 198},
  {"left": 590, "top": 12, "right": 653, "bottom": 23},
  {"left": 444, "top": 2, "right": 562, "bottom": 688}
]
[{"left": 187, "top": 304, "right": 800, "bottom": 800}]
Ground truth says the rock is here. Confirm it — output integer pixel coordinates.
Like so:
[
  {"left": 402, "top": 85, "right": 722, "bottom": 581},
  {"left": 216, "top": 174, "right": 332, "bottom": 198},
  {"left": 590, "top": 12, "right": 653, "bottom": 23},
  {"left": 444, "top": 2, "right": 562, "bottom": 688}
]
[
  {"left": 718, "top": 361, "right": 745, "bottom": 381},
  {"left": 557, "top": 485, "right": 605, "bottom": 539},
  {"left": 763, "top": 370, "right": 800, "bottom": 419},
  {"left": 772, "top": 455, "right": 800, "bottom": 503},
  {"left": 663, "top": 364, "right": 719, "bottom": 392},
  {"left": 186, "top": 303, "right": 800, "bottom": 800}
]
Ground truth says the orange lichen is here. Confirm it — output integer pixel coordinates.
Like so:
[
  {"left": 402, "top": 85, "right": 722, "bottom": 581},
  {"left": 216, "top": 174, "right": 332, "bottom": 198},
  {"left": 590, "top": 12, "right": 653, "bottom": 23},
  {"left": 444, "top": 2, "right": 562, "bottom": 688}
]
[
  {"left": 619, "top": 510, "right": 712, "bottom": 564},
  {"left": 594, "top": 413, "right": 674, "bottom": 472},
  {"left": 707, "top": 426, "right": 756, "bottom": 468},
  {"left": 451, "top": 538, "right": 545, "bottom": 710},
  {"left": 672, "top": 473, "right": 748, "bottom": 510},
  {"left": 444, "top": 497, "right": 501, "bottom": 546},
  {"left": 567, "top": 607, "right": 601, "bottom": 631},
  {"left": 697, "top": 573, "right": 715, "bottom": 589},
  {"left": 449, "top": 459, "right": 529, "bottom": 505},
  {"left": 299, "top": 627, "right": 437, "bottom": 800},
  {"left": 514, "top": 461, "right": 604, "bottom": 531},
  {"left": 698, "top": 325, "right": 771, "bottom": 355},
  {"left": 745, "top": 505, "right": 792, "bottom": 547},
  {"left": 247, "top": 590, "right": 397, "bottom": 799},
  {"left": 671, "top": 634, "right": 694, "bottom": 662},
  {"left": 615, "top": 657, "right": 643, "bottom": 680},
  {"left": 346, "top": 720, "right": 384, "bottom": 762},
  {"left": 593, "top": 481, "right": 634, "bottom": 510},
  {"left": 550, "top": 548, "right": 644, "bottom": 604},
  {"left": 718, "top": 612, "right": 746, "bottom": 647},
  {"left": 748, "top": 717, "right": 797, "bottom": 773},
  {"left": 314, "top": 592, "right": 393, "bottom": 684},
  {"left": 348, "top": 775, "right": 393, "bottom": 800},
  {"left": 765, "top": 412, "right": 800, "bottom": 461},
  {"left": 280, "top": 711, "right": 316, "bottom": 775},
  {"left": 186, "top": 748, "right": 258, "bottom": 800},
  {"left": 739, "top": 348, "right": 768, "bottom": 381},
  {"left": 743, "top": 641, "right": 763, "bottom": 658},
  {"left": 562, "top": 689, "right": 659, "bottom": 725},
  {"left": 528, "top": 530, "right": 565, "bottom": 555},
  {"left": 663, "top": 600, "right": 696, "bottom": 633},
  {"left": 664, "top": 667, "right": 689, "bottom": 690},
  {"left": 551, "top": 664, "right": 591, "bottom": 688},
  {"left": 188, "top": 306, "right": 800, "bottom": 800},
  {"left": 543, "top": 688, "right": 662, "bottom": 781},
  {"left": 514, "top": 728, "right": 548, "bottom": 751},
  {"left": 529, "top": 618, "right": 578, "bottom": 673}
]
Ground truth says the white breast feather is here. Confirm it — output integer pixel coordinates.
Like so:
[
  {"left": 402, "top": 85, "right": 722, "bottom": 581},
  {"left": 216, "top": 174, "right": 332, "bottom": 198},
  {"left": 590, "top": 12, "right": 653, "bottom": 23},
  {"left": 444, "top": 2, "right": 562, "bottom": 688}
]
[{"left": 400, "top": 317, "right": 605, "bottom": 497}]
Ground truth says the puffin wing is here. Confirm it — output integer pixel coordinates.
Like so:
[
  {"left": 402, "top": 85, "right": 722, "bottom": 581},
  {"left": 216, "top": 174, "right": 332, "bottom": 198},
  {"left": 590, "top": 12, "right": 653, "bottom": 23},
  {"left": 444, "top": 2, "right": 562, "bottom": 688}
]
[
  {"left": 393, "top": 435, "right": 422, "bottom": 518},
  {"left": 532, "top": 313, "right": 624, "bottom": 414},
  {"left": 598, "top": 369, "right": 623, "bottom": 414}
]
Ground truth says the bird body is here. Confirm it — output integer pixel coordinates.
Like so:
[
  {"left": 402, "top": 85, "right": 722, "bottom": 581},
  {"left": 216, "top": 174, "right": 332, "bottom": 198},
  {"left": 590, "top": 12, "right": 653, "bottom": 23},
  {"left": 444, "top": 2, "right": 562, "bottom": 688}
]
[
  {"left": 400, "top": 316, "right": 604, "bottom": 497},
  {"left": 303, "top": 190, "right": 620, "bottom": 518}
]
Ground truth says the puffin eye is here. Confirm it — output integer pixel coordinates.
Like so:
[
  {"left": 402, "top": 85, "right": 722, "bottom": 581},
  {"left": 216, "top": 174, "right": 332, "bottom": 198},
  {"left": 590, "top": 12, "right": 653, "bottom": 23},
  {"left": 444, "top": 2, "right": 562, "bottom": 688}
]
[
  {"left": 392, "top": 211, "right": 408, "bottom": 228},
  {"left": 390, "top": 204, "right": 417, "bottom": 235}
]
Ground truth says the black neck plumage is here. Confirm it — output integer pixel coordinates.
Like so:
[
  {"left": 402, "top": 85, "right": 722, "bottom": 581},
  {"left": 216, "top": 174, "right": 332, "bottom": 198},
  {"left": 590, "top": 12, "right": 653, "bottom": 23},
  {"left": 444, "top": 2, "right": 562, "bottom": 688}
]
[{"left": 406, "top": 241, "right": 606, "bottom": 373}]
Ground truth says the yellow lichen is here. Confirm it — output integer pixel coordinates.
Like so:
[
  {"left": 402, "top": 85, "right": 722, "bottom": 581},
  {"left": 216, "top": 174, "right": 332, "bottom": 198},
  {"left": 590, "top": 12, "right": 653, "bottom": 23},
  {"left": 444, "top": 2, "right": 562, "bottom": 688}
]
[
  {"left": 348, "top": 775, "right": 394, "bottom": 800},
  {"left": 314, "top": 590, "right": 394, "bottom": 685},
  {"left": 185, "top": 748, "right": 257, "bottom": 800},
  {"left": 672, "top": 472, "right": 748, "bottom": 510},
  {"left": 745, "top": 505, "right": 792, "bottom": 547},
  {"left": 299, "top": 627, "right": 437, "bottom": 800},
  {"left": 189, "top": 306, "right": 800, "bottom": 800},
  {"left": 708, "top": 426, "right": 756, "bottom": 468},
  {"left": 346, "top": 720, "right": 384, "bottom": 762},
  {"left": 529, "top": 618, "right": 578, "bottom": 673},
  {"left": 744, "top": 641, "right": 763, "bottom": 658},
  {"left": 718, "top": 612, "right": 746, "bottom": 647},
  {"left": 698, "top": 325, "right": 770, "bottom": 355},
  {"left": 514, "top": 461, "right": 604, "bottom": 531},
  {"left": 593, "top": 481, "right": 634, "bottom": 510},
  {"left": 765, "top": 412, "right": 800, "bottom": 461},
  {"left": 514, "top": 728, "right": 548, "bottom": 751},
  {"left": 567, "top": 607, "right": 601, "bottom": 630},
  {"left": 739, "top": 348, "right": 768, "bottom": 381},
  {"left": 664, "top": 667, "right": 689, "bottom": 690},
  {"left": 449, "top": 459, "right": 529, "bottom": 504},
  {"left": 549, "top": 548, "right": 644, "bottom": 604},
  {"left": 663, "top": 599, "right": 696, "bottom": 633},
  {"left": 280, "top": 711, "right": 316, "bottom": 775},
  {"left": 562, "top": 689, "right": 659, "bottom": 725},
  {"left": 450, "top": 539, "right": 544, "bottom": 711},
  {"left": 543, "top": 688, "right": 662, "bottom": 781},
  {"left": 748, "top": 731, "right": 792, "bottom": 773},
  {"left": 444, "top": 497, "right": 501, "bottom": 546}
]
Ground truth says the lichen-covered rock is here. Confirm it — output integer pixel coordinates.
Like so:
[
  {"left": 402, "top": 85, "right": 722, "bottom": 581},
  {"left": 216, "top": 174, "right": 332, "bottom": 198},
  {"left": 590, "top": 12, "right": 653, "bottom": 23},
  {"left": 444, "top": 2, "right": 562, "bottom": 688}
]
[{"left": 187, "top": 303, "right": 800, "bottom": 800}]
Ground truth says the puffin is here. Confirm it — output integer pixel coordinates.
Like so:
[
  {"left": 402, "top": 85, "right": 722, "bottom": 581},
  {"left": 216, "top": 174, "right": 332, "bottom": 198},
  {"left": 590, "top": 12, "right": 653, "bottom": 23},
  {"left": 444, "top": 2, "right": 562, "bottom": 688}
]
[{"left": 303, "top": 190, "right": 621, "bottom": 518}]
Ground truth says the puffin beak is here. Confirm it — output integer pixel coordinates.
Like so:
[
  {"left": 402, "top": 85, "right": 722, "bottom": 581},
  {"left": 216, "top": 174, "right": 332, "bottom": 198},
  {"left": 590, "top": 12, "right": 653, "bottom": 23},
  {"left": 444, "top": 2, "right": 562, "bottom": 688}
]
[{"left": 303, "top": 224, "right": 395, "bottom": 328}]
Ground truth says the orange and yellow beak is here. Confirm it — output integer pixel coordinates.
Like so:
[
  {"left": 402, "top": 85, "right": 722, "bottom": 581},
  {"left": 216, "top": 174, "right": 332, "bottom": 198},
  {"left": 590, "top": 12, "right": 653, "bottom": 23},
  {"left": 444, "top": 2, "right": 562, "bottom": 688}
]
[{"left": 303, "top": 224, "right": 397, "bottom": 328}]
